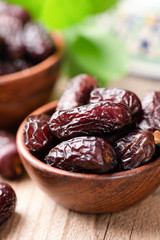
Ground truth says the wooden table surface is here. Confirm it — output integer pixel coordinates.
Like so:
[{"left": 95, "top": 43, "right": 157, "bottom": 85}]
[{"left": 1, "top": 76, "right": 160, "bottom": 240}]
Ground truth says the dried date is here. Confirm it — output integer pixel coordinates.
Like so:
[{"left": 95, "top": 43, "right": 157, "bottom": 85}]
[
  {"left": 138, "top": 91, "right": 160, "bottom": 131},
  {"left": 23, "top": 115, "right": 58, "bottom": 157},
  {"left": 22, "top": 22, "right": 56, "bottom": 62},
  {"left": 0, "top": 1, "right": 30, "bottom": 24},
  {"left": 49, "top": 101, "right": 132, "bottom": 140},
  {"left": 141, "top": 91, "right": 160, "bottom": 113},
  {"left": 45, "top": 136, "right": 117, "bottom": 173},
  {"left": 56, "top": 74, "right": 99, "bottom": 111},
  {"left": 0, "top": 182, "right": 16, "bottom": 225},
  {"left": 0, "top": 15, "right": 24, "bottom": 59},
  {"left": 0, "top": 61, "right": 16, "bottom": 75},
  {"left": 114, "top": 130, "right": 155, "bottom": 170},
  {"left": 89, "top": 88, "right": 142, "bottom": 121},
  {"left": 0, "top": 131, "right": 23, "bottom": 179}
]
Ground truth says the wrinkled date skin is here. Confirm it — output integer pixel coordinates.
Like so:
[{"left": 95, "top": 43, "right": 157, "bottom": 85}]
[
  {"left": 138, "top": 91, "right": 160, "bottom": 131},
  {"left": 23, "top": 115, "right": 58, "bottom": 157},
  {"left": 45, "top": 136, "right": 117, "bottom": 173},
  {"left": 22, "top": 22, "right": 56, "bottom": 63},
  {"left": 0, "top": 182, "right": 16, "bottom": 225},
  {"left": 0, "top": 131, "right": 23, "bottom": 179},
  {"left": 141, "top": 91, "right": 160, "bottom": 113},
  {"left": 89, "top": 88, "right": 142, "bottom": 121},
  {"left": 49, "top": 101, "right": 132, "bottom": 140},
  {"left": 114, "top": 130, "right": 155, "bottom": 170},
  {"left": 56, "top": 74, "right": 99, "bottom": 111}
]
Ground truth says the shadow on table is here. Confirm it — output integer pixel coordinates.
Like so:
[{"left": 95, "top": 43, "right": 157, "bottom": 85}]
[{"left": 0, "top": 212, "right": 22, "bottom": 239}]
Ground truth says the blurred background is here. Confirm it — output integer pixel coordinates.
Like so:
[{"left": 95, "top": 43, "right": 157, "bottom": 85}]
[{"left": 3, "top": 0, "right": 160, "bottom": 95}]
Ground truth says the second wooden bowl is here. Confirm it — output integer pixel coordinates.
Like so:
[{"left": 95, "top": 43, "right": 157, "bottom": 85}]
[
  {"left": 16, "top": 101, "right": 160, "bottom": 213},
  {"left": 0, "top": 33, "right": 64, "bottom": 129}
]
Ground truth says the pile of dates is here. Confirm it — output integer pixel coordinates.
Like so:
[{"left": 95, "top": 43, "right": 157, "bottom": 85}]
[
  {"left": 0, "top": 1, "right": 56, "bottom": 76},
  {"left": 23, "top": 74, "right": 160, "bottom": 174}
]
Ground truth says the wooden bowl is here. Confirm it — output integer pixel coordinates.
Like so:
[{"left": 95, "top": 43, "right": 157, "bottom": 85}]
[
  {"left": 0, "top": 33, "right": 64, "bottom": 129},
  {"left": 16, "top": 101, "right": 160, "bottom": 214}
]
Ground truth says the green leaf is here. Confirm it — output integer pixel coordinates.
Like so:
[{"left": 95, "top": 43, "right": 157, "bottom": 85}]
[
  {"left": 42, "top": 0, "right": 93, "bottom": 30},
  {"left": 41, "top": 0, "right": 119, "bottom": 30},
  {"left": 63, "top": 21, "right": 128, "bottom": 87},
  {"left": 7, "top": 0, "right": 119, "bottom": 29},
  {"left": 6, "top": 0, "right": 45, "bottom": 18},
  {"left": 91, "top": 0, "right": 119, "bottom": 14}
]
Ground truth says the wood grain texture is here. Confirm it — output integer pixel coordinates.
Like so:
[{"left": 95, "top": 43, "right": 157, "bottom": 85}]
[{"left": 1, "top": 76, "right": 160, "bottom": 239}]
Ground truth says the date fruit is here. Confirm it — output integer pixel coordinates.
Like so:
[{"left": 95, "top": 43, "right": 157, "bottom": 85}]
[
  {"left": 23, "top": 115, "right": 57, "bottom": 155},
  {"left": 138, "top": 91, "right": 160, "bottom": 131},
  {"left": 114, "top": 130, "right": 155, "bottom": 170},
  {"left": 45, "top": 136, "right": 117, "bottom": 173},
  {"left": 0, "top": 1, "right": 30, "bottom": 24},
  {"left": 22, "top": 22, "right": 55, "bottom": 62},
  {"left": 89, "top": 88, "right": 142, "bottom": 120},
  {"left": 141, "top": 91, "right": 160, "bottom": 113},
  {"left": 0, "top": 59, "right": 32, "bottom": 76},
  {"left": 49, "top": 101, "right": 132, "bottom": 140},
  {"left": 0, "top": 182, "right": 16, "bottom": 225},
  {"left": 0, "top": 131, "right": 23, "bottom": 179},
  {"left": 56, "top": 74, "right": 99, "bottom": 111},
  {"left": 0, "top": 15, "right": 24, "bottom": 59},
  {"left": 0, "top": 61, "right": 16, "bottom": 75}
]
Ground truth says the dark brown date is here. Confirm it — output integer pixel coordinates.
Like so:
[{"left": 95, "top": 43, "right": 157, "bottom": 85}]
[
  {"left": 23, "top": 115, "right": 57, "bottom": 156},
  {"left": 141, "top": 91, "right": 160, "bottom": 113},
  {"left": 89, "top": 88, "right": 142, "bottom": 120},
  {"left": 45, "top": 136, "right": 117, "bottom": 173},
  {"left": 0, "top": 59, "right": 33, "bottom": 76},
  {"left": 22, "top": 22, "right": 56, "bottom": 62},
  {"left": 0, "top": 182, "right": 16, "bottom": 225},
  {"left": 138, "top": 91, "right": 160, "bottom": 131},
  {"left": 0, "top": 61, "right": 16, "bottom": 75},
  {"left": 0, "top": 131, "right": 23, "bottom": 179},
  {"left": 49, "top": 102, "right": 132, "bottom": 140},
  {"left": 114, "top": 130, "right": 155, "bottom": 170},
  {"left": 0, "top": 15, "right": 24, "bottom": 59},
  {"left": 56, "top": 74, "right": 99, "bottom": 111},
  {"left": 0, "top": 1, "right": 30, "bottom": 24}
]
